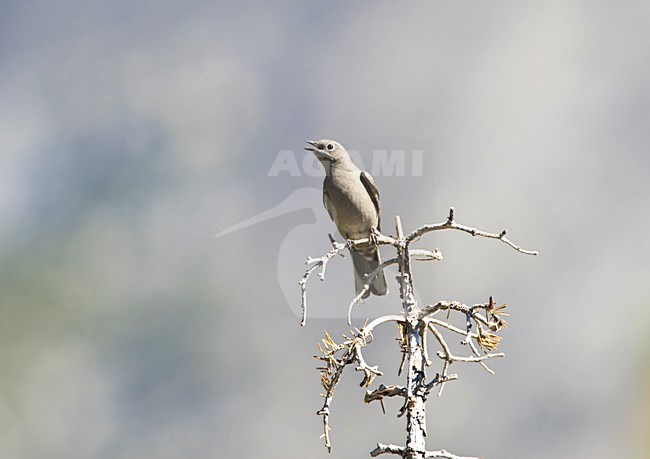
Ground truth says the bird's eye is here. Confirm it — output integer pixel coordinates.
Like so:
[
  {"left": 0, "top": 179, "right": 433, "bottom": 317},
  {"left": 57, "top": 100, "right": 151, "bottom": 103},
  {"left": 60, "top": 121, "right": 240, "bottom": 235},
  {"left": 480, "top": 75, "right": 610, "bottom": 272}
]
[{"left": 326, "top": 143, "right": 334, "bottom": 151}]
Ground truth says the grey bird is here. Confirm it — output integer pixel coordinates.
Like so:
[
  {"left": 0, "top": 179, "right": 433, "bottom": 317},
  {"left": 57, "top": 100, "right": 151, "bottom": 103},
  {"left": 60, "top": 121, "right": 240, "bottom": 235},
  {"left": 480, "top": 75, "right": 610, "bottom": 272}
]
[{"left": 305, "top": 139, "right": 388, "bottom": 298}]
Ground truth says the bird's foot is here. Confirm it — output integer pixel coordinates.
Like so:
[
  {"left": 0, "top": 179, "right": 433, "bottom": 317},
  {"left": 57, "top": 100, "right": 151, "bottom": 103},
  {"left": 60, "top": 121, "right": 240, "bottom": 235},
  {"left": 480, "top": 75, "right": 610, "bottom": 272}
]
[
  {"left": 346, "top": 238, "right": 356, "bottom": 251},
  {"left": 369, "top": 227, "right": 381, "bottom": 246}
]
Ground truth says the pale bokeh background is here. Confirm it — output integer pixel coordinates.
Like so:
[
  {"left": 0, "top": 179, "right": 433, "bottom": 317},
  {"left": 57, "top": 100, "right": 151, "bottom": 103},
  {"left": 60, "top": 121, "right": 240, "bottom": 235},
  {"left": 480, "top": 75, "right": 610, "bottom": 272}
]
[{"left": 1, "top": 1, "right": 649, "bottom": 458}]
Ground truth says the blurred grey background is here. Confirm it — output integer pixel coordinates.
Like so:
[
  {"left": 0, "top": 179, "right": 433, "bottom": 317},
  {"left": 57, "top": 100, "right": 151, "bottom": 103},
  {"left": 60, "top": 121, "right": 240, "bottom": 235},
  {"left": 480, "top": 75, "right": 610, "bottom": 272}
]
[{"left": 1, "top": 1, "right": 649, "bottom": 458}]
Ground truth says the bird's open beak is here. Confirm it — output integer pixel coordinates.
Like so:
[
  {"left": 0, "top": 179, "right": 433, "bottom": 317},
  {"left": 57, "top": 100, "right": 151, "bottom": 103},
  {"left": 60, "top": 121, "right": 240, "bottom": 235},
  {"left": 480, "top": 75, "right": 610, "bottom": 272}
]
[
  {"left": 304, "top": 140, "right": 331, "bottom": 160},
  {"left": 304, "top": 140, "right": 318, "bottom": 151}
]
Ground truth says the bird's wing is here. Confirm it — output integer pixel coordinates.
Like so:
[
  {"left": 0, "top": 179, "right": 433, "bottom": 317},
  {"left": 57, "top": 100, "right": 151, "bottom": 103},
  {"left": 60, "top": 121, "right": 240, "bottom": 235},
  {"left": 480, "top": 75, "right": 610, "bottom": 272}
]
[
  {"left": 360, "top": 171, "right": 381, "bottom": 231},
  {"left": 322, "top": 186, "right": 334, "bottom": 221}
]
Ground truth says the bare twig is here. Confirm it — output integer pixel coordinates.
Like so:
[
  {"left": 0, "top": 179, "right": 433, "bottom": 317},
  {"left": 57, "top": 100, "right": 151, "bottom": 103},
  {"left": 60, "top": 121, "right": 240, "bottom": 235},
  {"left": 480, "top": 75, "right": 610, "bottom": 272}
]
[
  {"left": 361, "top": 315, "right": 406, "bottom": 335},
  {"left": 426, "top": 325, "right": 453, "bottom": 396},
  {"left": 438, "top": 351, "right": 504, "bottom": 364},
  {"left": 410, "top": 248, "right": 443, "bottom": 262},
  {"left": 424, "top": 451, "right": 479, "bottom": 459},
  {"left": 425, "top": 318, "right": 477, "bottom": 338},
  {"left": 365, "top": 384, "right": 407, "bottom": 404},
  {"left": 371, "top": 443, "right": 406, "bottom": 457},
  {"left": 425, "top": 372, "right": 458, "bottom": 393},
  {"left": 315, "top": 316, "right": 404, "bottom": 451},
  {"left": 315, "top": 332, "right": 372, "bottom": 452},
  {"left": 348, "top": 257, "right": 398, "bottom": 324},
  {"left": 299, "top": 236, "right": 347, "bottom": 326},
  {"left": 371, "top": 444, "right": 478, "bottom": 459},
  {"left": 406, "top": 207, "right": 538, "bottom": 256}
]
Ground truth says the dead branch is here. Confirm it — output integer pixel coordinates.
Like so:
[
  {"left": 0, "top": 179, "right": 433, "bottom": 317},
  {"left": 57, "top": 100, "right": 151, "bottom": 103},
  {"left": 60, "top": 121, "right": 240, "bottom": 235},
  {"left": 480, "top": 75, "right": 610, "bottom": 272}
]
[
  {"left": 406, "top": 207, "right": 538, "bottom": 256},
  {"left": 365, "top": 384, "right": 407, "bottom": 404},
  {"left": 299, "top": 234, "right": 346, "bottom": 326},
  {"left": 315, "top": 315, "right": 404, "bottom": 451},
  {"left": 300, "top": 209, "right": 537, "bottom": 457},
  {"left": 347, "top": 257, "right": 399, "bottom": 324},
  {"left": 371, "top": 443, "right": 479, "bottom": 459}
]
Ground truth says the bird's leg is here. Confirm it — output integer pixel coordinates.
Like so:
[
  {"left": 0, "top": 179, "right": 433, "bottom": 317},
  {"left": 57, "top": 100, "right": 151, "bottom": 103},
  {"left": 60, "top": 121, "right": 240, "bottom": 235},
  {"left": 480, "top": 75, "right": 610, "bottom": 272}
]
[
  {"left": 369, "top": 227, "right": 381, "bottom": 247},
  {"left": 344, "top": 233, "right": 356, "bottom": 252}
]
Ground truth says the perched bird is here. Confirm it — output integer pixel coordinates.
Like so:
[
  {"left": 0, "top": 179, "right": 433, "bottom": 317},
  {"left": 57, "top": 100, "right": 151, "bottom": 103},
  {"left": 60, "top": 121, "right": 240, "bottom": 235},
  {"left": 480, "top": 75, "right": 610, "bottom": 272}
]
[{"left": 305, "top": 139, "right": 387, "bottom": 298}]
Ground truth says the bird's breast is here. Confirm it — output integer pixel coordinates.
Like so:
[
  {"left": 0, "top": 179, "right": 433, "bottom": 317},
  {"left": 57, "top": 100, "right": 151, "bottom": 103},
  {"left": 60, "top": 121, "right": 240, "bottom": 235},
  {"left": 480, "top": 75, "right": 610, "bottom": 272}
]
[{"left": 325, "top": 171, "right": 378, "bottom": 239}]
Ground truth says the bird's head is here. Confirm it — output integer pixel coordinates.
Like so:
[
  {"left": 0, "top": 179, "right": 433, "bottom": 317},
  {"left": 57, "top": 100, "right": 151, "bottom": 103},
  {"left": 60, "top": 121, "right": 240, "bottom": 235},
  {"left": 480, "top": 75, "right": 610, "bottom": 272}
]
[{"left": 304, "top": 139, "right": 350, "bottom": 165}]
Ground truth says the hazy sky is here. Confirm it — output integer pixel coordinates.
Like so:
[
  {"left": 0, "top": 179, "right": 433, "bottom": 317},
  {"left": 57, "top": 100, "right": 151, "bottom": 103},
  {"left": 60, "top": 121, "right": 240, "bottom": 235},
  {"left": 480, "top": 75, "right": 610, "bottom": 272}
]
[{"left": 1, "top": 2, "right": 649, "bottom": 458}]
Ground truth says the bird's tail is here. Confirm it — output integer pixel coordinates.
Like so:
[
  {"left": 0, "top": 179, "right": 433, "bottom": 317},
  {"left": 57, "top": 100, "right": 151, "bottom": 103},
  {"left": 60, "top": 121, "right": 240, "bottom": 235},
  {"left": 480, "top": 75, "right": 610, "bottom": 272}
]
[{"left": 352, "top": 249, "right": 388, "bottom": 299}]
